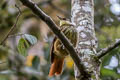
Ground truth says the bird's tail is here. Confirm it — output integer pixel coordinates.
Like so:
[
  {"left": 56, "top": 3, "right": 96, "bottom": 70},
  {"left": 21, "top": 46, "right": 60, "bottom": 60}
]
[{"left": 49, "top": 57, "right": 64, "bottom": 77}]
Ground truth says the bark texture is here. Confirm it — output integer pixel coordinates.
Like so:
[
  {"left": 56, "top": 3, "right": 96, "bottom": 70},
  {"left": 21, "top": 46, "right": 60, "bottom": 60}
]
[{"left": 71, "top": 0, "right": 100, "bottom": 80}]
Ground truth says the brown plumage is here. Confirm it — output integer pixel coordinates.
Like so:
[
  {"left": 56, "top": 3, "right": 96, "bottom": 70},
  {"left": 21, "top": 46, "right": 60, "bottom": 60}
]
[{"left": 49, "top": 17, "right": 78, "bottom": 77}]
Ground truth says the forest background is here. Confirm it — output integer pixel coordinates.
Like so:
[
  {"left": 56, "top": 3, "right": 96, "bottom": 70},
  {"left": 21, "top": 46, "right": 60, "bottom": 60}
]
[{"left": 0, "top": 0, "right": 120, "bottom": 80}]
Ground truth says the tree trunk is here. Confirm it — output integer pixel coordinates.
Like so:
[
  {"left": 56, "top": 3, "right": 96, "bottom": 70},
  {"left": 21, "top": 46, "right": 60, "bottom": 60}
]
[{"left": 71, "top": 0, "right": 100, "bottom": 80}]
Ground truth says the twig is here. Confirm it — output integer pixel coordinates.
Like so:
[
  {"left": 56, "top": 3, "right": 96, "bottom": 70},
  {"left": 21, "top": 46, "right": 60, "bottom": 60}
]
[
  {"left": 0, "top": 5, "right": 21, "bottom": 45},
  {"left": 19, "top": 0, "right": 90, "bottom": 78},
  {"left": 8, "top": 33, "right": 24, "bottom": 38},
  {"left": 97, "top": 39, "right": 120, "bottom": 59},
  {"left": 21, "top": 67, "right": 43, "bottom": 78},
  {"left": 0, "top": 70, "right": 15, "bottom": 75},
  {"left": 0, "top": 68, "right": 43, "bottom": 78}
]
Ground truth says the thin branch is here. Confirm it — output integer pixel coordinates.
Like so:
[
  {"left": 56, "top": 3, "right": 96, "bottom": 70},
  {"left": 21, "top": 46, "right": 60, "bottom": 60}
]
[
  {"left": 8, "top": 33, "right": 24, "bottom": 38},
  {"left": 0, "top": 68, "right": 43, "bottom": 78},
  {"left": 19, "top": 0, "right": 90, "bottom": 78},
  {"left": 97, "top": 39, "right": 120, "bottom": 59},
  {"left": 21, "top": 67, "right": 43, "bottom": 78},
  {"left": 0, "top": 70, "right": 15, "bottom": 75},
  {"left": 0, "top": 5, "right": 21, "bottom": 45}
]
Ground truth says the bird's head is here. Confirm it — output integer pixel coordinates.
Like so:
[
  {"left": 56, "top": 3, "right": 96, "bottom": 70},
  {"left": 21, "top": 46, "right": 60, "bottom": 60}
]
[{"left": 57, "top": 16, "right": 73, "bottom": 27}]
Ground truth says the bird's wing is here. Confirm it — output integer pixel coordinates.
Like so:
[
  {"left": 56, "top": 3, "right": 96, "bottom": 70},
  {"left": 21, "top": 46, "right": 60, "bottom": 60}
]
[{"left": 50, "top": 37, "right": 57, "bottom": 63}]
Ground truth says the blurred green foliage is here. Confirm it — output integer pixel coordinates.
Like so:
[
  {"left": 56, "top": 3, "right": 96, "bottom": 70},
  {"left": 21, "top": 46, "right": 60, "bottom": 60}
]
[{"left": 97, "top": 26, "right": 120, "bottom": 80}]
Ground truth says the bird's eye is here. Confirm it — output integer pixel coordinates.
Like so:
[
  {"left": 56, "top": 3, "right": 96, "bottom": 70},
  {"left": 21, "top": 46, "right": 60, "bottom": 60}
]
[{"left": 62, "top": 18, "right": 66, "bottom": 20}]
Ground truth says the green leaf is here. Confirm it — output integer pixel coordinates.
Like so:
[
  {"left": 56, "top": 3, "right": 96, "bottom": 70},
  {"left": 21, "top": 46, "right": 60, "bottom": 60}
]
[
  {"left": 32, "top": 56, "right": 40, "bottom": 70},
  {"left": 17, "top": 38, "right": 30, "bottom": 56},
  {"left": 24, "top": 34, "right": 37, "bottom": 45},
  {"left": 101, "top": 68, "right": 120, "bottom": 79}
]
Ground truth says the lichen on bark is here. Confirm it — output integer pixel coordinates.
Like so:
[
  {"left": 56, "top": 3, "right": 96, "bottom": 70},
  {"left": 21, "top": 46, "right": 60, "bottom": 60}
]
[{"left": 71, "top": 0, "right": 100, "bottom": 80}]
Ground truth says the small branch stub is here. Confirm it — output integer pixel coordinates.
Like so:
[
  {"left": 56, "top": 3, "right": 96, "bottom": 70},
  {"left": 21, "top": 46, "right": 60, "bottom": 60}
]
[
  {"left": 0, "top": 5, "right": 21, "bottom": 45},
  {"left": 97, "top": 39, "right": 120, "bottom": 59}
]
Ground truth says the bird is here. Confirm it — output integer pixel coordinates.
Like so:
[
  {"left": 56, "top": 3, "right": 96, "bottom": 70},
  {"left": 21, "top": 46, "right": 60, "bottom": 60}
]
[{"left": 49, "top": 16, "right": 78, "bottom": 77}]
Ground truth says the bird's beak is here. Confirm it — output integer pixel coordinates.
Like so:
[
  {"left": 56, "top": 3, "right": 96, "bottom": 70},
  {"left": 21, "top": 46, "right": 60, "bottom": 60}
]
[
  {"left": 57, "top": 15, "right": 66, "bottom": 20},
  {"left": 57, "top": 15, "right": 62, "bottom": 20}
]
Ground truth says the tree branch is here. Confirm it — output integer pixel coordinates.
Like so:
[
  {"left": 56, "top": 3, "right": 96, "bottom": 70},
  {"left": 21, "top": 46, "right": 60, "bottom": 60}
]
[
  {"left": 19, "top": 0, "right": 90, "bottom": 78},
  {"left": 0, "top": 5, "right": 21, "bottom": 45},
  {"left": 97, "top": 39, "right": 120, "bottom": 59}
]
